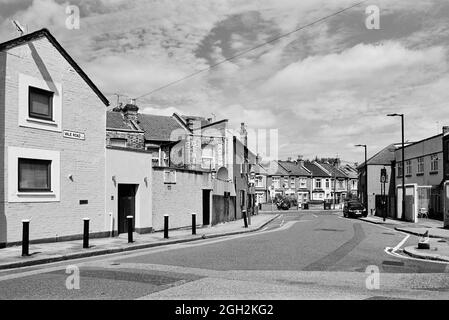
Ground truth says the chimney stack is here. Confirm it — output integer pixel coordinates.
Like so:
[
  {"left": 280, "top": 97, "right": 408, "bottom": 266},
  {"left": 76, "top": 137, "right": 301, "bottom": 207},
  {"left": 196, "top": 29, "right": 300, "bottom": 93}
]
[
  {"left": 443, "top": 126, "right": 449, "bottom": 136},
  {"left": 122, "top": 99, "right": 139, "bottom": 122}
]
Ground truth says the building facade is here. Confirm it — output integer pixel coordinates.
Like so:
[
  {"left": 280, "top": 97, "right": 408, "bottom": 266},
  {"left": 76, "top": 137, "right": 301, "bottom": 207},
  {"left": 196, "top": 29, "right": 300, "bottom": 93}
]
[
  {"left": 0, "top": 29, "right": 109, "bottom": 246},
  {"left": 394, "top": 133, "right": 443, "bottom": 222}
]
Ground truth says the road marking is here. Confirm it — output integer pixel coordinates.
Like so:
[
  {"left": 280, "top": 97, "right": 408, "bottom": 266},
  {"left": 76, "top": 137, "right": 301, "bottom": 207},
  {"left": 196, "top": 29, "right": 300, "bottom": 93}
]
[
  {"left": 393, "top": 234, "right": 410, "bottom": 252},
  {"left": 384, "top": 247, "right": 449, "bottom": 265},
  {"left": 312, "top": 214, "right": 318, "bottom": 218}
]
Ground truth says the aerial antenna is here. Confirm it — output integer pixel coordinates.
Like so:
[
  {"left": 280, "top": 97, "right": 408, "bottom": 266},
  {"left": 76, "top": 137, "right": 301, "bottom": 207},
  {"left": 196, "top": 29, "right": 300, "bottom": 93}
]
[{"left": 12, "top": 20, "right": 26, "bottom": 36}]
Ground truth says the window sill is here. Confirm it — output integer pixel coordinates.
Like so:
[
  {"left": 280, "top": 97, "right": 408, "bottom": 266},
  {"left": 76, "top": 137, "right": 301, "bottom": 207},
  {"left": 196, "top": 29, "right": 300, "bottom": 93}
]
[
  {"left": 16, "top": 191, "right": 55, "bottom": 197},
  {"left": 405, "top": 174, "right": 412, "bottom": 177},
  {"left": 26, "top": 117, "right": 57, "bottom": 126},
  {"left": 416, "top": 173, "right": 424, "bottom": 176},
  {"left": 429, "top": 171, "right": 438, "bottom": 175}
]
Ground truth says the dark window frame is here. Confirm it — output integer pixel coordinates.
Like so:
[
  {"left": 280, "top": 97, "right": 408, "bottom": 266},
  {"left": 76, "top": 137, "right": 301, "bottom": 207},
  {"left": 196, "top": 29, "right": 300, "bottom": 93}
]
[
  {"left": 28, "top": 86, "right": 54, "bottom": 121},
  {"left": 18, "top": 158, "right": 52, "bottom": 192}
]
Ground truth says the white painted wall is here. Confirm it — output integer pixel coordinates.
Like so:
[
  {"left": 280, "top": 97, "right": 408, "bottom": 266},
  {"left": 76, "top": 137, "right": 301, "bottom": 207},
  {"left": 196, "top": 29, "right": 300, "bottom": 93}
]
[{"left": 105, "top": 148, "right": 152, "bottom": 233}]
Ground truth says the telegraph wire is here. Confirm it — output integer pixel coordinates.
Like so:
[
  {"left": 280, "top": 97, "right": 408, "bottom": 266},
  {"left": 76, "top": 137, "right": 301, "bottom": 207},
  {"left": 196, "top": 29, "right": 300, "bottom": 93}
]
[{"left": 134, "top": 0, "right": 369, "bottom": 101}]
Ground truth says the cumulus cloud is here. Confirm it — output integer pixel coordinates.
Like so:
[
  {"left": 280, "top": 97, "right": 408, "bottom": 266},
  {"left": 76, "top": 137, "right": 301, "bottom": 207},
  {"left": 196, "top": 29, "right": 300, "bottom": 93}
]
[{"left": 1, "top": 0, "right": 448, "bottom": 163}]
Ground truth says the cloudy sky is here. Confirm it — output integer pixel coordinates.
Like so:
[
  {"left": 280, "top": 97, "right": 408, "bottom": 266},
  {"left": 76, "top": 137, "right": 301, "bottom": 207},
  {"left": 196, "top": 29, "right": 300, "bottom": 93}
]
[{"left": 1, "top": 0, "right": 449, "bottom": 164}]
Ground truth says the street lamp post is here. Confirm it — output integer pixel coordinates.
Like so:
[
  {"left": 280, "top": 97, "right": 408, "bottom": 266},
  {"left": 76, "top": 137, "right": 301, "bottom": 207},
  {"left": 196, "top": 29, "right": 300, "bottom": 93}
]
[
  {"left": 355, "top": 144, "right": 368, "bottom": 212},
  {"left": 387, "top": 113, "right": 405, "bottom": 221}
]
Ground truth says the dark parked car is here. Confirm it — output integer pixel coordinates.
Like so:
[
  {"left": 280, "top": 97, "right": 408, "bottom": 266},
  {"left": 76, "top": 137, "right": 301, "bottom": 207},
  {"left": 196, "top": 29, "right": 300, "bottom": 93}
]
[{"left": 343, "top": 200, "right": 367, "bottom": 218}]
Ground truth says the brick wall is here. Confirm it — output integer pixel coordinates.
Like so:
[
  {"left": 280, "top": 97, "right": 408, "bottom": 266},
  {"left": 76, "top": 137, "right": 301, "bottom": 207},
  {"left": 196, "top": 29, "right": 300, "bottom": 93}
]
[
  {"left": 106, "top": 130, "right": 145, "bottom": 150},
  {"left": 1, "top": 37, "right": 107, "bottom": 244},
  {"left": 151, "top": 167, "right": 211, "bottom": 231},
  {"left": 0, "top": 52, "right": 6, "bottom": 245}
]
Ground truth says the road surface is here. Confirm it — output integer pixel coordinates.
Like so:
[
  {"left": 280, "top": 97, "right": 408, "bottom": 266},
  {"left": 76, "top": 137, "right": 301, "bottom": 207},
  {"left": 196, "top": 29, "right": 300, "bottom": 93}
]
[{"left": 0, "top": 211, "right": 448, "bottom": 300}]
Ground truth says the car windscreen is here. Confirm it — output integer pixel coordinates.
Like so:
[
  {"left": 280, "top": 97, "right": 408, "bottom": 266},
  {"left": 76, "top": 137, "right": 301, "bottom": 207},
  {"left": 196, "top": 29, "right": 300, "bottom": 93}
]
[{"left": 348, "top": 203, "right": 364, "bottom": 209}]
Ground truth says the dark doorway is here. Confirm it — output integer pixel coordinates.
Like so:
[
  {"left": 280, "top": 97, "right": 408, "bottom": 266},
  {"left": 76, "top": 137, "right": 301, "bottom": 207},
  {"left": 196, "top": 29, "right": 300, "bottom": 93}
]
[
  {"left": 118, "top": 184, "right": 137, "bottom": 234},
  {"left": 202, "top": 189, "right": 211, "bottom": 225}
]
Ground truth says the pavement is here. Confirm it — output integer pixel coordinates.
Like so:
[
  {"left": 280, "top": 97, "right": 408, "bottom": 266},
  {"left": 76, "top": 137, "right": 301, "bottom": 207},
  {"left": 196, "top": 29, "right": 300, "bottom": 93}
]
[
  {"left": 359, "top": 214, "right": 449, "bottom": 262},
  {"left": 403, "top": 239, "right": 449, "bottom": 262},
  {"left": 0, "top": 213, "right": 279, "bottom": 270}
]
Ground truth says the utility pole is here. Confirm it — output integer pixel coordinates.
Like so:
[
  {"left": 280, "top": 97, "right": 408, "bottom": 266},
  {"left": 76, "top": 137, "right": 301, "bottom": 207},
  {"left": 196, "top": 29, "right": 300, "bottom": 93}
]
[
  {"left": 355, "top": 145, "right": 368, "bottom": 211},
  {"left": 387, "top": 113, "right": 406, "bottom": 221}
]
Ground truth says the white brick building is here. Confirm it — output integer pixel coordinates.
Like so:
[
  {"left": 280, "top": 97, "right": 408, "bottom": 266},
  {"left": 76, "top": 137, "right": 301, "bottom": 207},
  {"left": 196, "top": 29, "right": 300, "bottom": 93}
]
[{"left": 0, "top": 29, "right": 110, "bottom": 246}]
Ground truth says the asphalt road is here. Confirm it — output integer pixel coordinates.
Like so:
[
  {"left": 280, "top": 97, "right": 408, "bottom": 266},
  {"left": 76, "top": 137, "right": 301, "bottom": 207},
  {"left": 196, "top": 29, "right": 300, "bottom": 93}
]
[{"left": 1, "top": 211, "right": 449, "bottom": 300}]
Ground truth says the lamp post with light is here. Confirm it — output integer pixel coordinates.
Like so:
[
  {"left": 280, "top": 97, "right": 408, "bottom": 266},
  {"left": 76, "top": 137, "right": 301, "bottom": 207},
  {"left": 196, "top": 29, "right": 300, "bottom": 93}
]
[
  {"left": 355, "top": 144, "right": 368, "bottom": 212},
  {"left": 387, "top": 113, "right": 405, "bottom": 221}
]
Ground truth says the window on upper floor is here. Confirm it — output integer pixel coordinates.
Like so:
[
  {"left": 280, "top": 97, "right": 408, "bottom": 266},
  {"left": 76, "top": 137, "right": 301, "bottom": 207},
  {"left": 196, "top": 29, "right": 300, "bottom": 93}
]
[
  {"left": 431, "top": 154, "right": 439, "bottom": 172},
  {"left": 272, "top": 177, "right": 280, "bottom": 188},
  {"left": 283, "top": 177, "right": 289, "bottom": 188},
  {"left": 325, "top": 179, "right": 330, "bottom": 188},
  {"left": 290, "top": 177, "right": 295, "bottom": 188},
  {"left": 110, "top": 138, "right": 127, "bottom": 148},
  {"left": 19, "top": 74, "right": 63, "bottom": 132},
  {"left": 299, "top": 178, "right": 307, "bottom": 188},
  {"left": 18, "top": 158, "right": 51, "bottom": 192},
  {"left": 28, "top": 86, "right": 53, "bottom": 121},
  {"left": 417, "top": 157, "right": 424, "bottom": 174},
  {"left": 406, "top": 160, "right": 412, "bottom": 176},
  {"left": 255, "top": 175, "right": 264, "bottom": 188},
  {"left": 315, "top": 179, "right": 322, "bottom": 189},
  {"left": 397, "top": 162, "right": 403, "bottom": 177},
  {"left": 201, "top": 145, "right": 215, "bottom": 170},
  {"left": 338, "top": 180, "right": 344, "bottom": 189}
]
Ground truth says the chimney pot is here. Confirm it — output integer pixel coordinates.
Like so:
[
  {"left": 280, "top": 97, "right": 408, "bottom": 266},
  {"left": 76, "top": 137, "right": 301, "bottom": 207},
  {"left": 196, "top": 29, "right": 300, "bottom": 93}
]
[{"left": 443, "top": 126, "right": 449, "bottom": 136}]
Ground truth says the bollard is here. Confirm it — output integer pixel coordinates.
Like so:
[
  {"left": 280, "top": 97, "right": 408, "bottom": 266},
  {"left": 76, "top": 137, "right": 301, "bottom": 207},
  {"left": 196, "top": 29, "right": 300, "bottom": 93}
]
[
  {"left": 242, "top": 210, "right": 248, "bottom": 228},
  {"left": 192, "top": 213, "right": 197, "bottom": 235},
  {"left": 164, "top": 215, "right": 169, "bottom": 239},
  {"left": 83, "top": 218, "right": 90, "bottom": 249},
  {"left": 127, "top": 215, "right": 133, "bottom": 243},
  {"left": 22, "top": 219, "right": 30, "bottom": 256}
]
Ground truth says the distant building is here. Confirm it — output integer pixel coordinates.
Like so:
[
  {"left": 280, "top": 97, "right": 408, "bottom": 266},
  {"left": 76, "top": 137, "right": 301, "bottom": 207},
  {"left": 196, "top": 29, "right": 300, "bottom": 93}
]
[
  {"left": 357, "top": 143, "right": 402, "bottom": 218},
  {"left": 394, "top": 133, "right": 443, "bottom": 222}
]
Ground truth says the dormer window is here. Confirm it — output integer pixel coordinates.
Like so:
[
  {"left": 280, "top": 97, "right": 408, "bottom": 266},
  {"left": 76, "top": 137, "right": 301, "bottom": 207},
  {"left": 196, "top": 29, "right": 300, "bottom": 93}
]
[{"left": 28, "top": 86, "right": 53, "bottom": 121}]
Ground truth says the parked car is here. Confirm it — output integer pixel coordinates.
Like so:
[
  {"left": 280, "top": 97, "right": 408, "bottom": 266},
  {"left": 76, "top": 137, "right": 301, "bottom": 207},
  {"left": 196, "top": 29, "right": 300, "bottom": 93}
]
[{"left": 343, "top": 200, "right": 367, "bottom": 218}]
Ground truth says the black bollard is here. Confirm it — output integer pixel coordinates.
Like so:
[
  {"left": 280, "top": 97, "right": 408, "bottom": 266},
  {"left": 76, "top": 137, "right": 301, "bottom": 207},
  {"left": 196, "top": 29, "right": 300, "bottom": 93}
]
[
  {"left": 22, "top": 219, "right": 30, "bottom": 256},
  {"left": 242, "top": 210, "right": 248, "bottom": 228},
  {"left": 83, "top": 218, "right": 90, "bottom": 249},
  {"left": 192, "top": 213, "right": 196, "bottom": 235},
  {"left": 164, "top": 215, "right": 169, "bottom": 239},
  {"left": 127, "top": 215, "right": 133, "bottom": 243}
]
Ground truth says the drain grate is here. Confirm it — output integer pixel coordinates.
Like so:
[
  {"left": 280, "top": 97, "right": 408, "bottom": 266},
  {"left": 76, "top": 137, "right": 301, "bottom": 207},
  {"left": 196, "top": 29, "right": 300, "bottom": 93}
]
[
  {"left": 314, "top": 228, "right": 345, "bottom": 232},
  {"left": 382, "top": 260, "right": 405, "bottom": 266}
]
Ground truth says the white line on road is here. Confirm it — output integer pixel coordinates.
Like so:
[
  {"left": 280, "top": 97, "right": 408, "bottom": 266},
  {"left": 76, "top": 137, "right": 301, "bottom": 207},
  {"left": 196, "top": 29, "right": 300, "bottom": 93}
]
[
  {"left": 393, "top": 234, "right": 410, "bottom": 252},
  {"left": 312, "top": 214, "right": 318, "bottom": 218}
]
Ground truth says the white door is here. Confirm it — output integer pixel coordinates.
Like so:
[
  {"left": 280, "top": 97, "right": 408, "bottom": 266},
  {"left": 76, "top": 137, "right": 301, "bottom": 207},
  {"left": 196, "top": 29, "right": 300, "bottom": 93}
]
[
  {"left": 397, "top": 187, "right": 403, "bottom": 220},
  {"left": 444, "top": 182, "right": 449, "bottom": 228}
]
